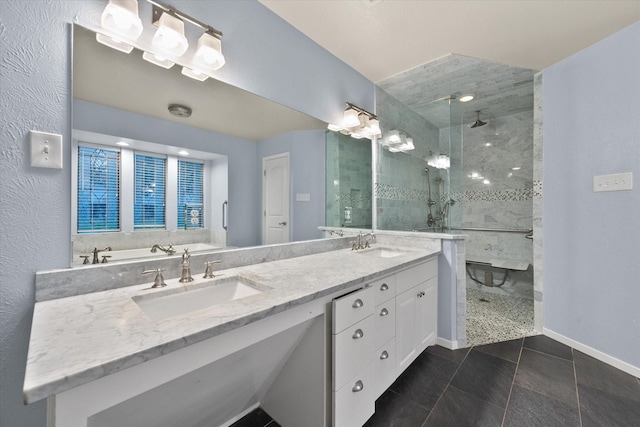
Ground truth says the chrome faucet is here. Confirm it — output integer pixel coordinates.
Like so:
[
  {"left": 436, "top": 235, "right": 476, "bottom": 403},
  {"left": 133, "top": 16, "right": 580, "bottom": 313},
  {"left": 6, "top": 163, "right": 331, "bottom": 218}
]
[
  {"left": 329, "top": 229, "right": 344, "bottom": 237},
  {"left": 351, "top": 231, "right": 376, "bottom": 251},
  {"left": 203, "top": 260, "right": 222, "bottom": 279},
  {"left": 179, "top": 248, "right": 193, "bottom": 283},
  {"left": 91, "top": 247, "right": 112, "bottom": 264},
  {"left": 142, "top": 268, "right": 167, "bottom": 288},
  {"left": 150, "top": 244, "right": 176, "bottom": 255}
]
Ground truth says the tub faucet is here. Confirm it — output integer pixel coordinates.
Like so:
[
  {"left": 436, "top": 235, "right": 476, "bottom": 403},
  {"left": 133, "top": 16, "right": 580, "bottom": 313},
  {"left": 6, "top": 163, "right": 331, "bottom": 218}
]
[
  {"left": 151, "top": 244, "right": 176, "bottom": 255},
  {"left": 179, "top": 248, "right": 193, "bottom": 283},
  {"left": 91, "top": 247, "right": 112, "bottom": 264}
]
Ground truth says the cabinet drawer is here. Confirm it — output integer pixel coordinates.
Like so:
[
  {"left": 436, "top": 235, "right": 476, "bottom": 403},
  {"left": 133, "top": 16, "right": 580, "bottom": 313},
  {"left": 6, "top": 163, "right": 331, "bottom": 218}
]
[
  {"left": 371, "top": 274, "right": 396, "bottom": 306},
  {"left": 374, "top": 302, "right": 395, "bottom": 349},
  {"left": 333, "top": 286, "right": 374, "bottom": 334},
  {"left": 333, "top": 364, "right": 375, "bottom": 427},
  {"left": 372, "top": 338, "right": 396, "bottom": 400},
  {"left": 333, "top": 315, "right": 374, "bottom": 391},
  {"left": 396, "top": 258, "right": 438, "bottom": 295}
]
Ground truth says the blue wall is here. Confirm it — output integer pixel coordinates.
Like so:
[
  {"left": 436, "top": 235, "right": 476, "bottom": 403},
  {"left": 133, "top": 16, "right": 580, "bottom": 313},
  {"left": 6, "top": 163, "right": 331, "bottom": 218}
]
[
  {"left": 258, "top": 130, "right": 327, "bottom": 242},
  {"left": 0, "top": 1, "right": 373, "bottom": 426},
  {"left": 543, "top": 22, "right": 640, "bottom": 369}
]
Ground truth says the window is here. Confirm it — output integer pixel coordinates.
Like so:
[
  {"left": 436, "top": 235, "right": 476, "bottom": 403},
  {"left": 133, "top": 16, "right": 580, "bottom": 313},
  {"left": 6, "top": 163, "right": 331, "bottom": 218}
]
[
  {"left": 134, "top": 153, "right": 166, "bottom": 229},
  {"left": 177, "top": 160, "right": 204, "bottom": 229},
  {"left": 77, "top": 146, "right": 120, "bottom": 232}
]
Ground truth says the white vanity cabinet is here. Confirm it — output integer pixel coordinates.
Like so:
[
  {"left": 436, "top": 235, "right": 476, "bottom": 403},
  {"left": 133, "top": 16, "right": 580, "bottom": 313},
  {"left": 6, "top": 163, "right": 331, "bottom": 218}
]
[
  {"left": 395, "top": 259, "right": 438, "bottom": 375},
  {"left": 331, "top": 256, "right": 438, "bottom": 427},
  {"left": 332, "top": 286, "right": 376, "bottom": 427}
]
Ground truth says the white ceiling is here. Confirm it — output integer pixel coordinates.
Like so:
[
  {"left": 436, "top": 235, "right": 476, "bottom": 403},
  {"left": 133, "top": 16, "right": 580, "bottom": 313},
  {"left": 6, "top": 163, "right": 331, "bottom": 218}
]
[{"left": 259, "top": 0, "right": 640, "bottom": 83}]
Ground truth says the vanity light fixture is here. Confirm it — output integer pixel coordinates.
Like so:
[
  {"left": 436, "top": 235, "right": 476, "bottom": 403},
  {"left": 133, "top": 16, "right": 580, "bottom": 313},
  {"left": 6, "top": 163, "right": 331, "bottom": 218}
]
[
  {"left": 96, "top": 0, "right": 144, "bottom": 53},
  {"left": 426, "top": 151, "right": 450, "bottom": 169},
  {"left": 97, "top": 0, "right": 226, "bottom": 75},
  {"left": 382, "top": 130, "right": 415, "bottom": 153},
  {"left": 327, "top": 103, "right": 381, "bottom": 140}
]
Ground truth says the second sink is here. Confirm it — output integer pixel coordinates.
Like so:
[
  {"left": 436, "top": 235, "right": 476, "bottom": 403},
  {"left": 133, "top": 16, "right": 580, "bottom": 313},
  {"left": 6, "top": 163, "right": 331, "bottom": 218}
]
[
  {"left": 133, "top": 276, "right": 266, "bottom": 321},
  {"left": 356, "top": 247, "right": 406, "bottom": 258}
]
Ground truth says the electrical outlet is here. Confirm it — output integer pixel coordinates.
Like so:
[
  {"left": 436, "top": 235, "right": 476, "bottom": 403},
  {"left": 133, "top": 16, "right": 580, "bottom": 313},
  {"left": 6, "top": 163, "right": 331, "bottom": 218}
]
[
  {"left": 593, "top": 172, "right": 633, "bottom": 192},
  {"left": 30, "top": 130, "right": 63, "bottom": 169}
]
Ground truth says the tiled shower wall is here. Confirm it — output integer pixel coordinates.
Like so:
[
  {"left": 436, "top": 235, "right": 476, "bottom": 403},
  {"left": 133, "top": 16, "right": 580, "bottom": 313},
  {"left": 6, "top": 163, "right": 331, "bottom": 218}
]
[
  {"left": 375, "top": 88, "right": 446, "bottom": 231},
  {"left": 453, "top": 110, "right": 534, "bottom": 298},
  {"left": 325, "top": 131, "right": 372, "bottom": 228}
]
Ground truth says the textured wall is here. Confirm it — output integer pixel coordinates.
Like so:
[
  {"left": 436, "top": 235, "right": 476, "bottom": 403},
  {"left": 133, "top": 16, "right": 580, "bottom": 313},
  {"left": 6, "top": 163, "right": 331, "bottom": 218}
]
[
  {"left": 0, "top": 1, "right": 373, "bottom": 426},
  {"left": 543, "top": 21, "right": 640, "bottom": 369}
]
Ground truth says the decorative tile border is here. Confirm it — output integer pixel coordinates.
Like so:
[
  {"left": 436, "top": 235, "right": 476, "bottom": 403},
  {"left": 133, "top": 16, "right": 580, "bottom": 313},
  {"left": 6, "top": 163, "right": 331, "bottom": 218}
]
[
  {"left": 334, "top": 191, "right": 372, "bottom": 208},
  {"left": 533, "top": 180, "right": 543, "bottom": 197},
  {"left": 376, "top": 183, "right": 534, "bottom": 203}
]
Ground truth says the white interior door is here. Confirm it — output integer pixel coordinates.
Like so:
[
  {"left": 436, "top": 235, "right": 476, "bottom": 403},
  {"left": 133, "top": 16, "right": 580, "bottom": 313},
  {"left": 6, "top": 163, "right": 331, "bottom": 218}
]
[{"left": 263, "top": 153, "right": 290, "bottom": 245}]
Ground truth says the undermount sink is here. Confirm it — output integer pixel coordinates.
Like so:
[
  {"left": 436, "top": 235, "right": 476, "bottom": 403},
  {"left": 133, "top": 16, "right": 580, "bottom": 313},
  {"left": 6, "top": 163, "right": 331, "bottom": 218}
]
[
  {"left": 133, "top": 276, "right": 266, "bottom": 321},
  {"left": 356, "top": 247, "right": 406, "bottom": 258}
]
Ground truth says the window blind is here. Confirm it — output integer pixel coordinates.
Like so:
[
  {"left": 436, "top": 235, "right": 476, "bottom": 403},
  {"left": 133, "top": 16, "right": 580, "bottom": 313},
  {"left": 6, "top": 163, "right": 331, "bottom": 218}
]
[
  {"left": 134, "top": 153, "right": 166, "bottom": 229},
  {"left": 177, "top": 160, "right": 204, "bottom": 229},
  {"left": 77, "top": 146, "right": 120, "bottom": 232}
]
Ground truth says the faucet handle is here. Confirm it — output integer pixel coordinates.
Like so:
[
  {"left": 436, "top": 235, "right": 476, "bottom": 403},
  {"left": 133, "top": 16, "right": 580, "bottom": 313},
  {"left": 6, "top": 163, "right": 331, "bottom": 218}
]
[
  {"left": 203, "top": 260, "right": 222, "bottom": 279},
  {"left": 142, "top": 268, "right": 167, "bottom": 288}
]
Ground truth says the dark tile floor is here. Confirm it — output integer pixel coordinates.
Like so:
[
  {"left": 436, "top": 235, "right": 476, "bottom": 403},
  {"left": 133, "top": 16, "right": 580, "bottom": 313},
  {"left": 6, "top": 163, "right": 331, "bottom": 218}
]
[{"left": 232, "top": 335, "right": 640, "bottom": 427}]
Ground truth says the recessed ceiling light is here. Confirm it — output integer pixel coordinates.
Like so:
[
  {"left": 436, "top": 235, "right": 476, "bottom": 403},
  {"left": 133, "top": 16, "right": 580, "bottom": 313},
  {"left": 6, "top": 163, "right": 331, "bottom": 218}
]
[
  {"left": 178, "top": 150, "right": 189, "bottom": 156},
  {"left": 459, "top": 94, "right": 474, "bottom": 102},
  {"left": 482, "top": 179, "right": 490, "bottom": 185},
  {"left": 512, "top": 166, "right": 521, "bottom": 170},
  {"left": 485, "top": 143, "right": 492, "bottom": 147},
  {"left": 116, "top": 141, "right": 130, "bottom": 146}
]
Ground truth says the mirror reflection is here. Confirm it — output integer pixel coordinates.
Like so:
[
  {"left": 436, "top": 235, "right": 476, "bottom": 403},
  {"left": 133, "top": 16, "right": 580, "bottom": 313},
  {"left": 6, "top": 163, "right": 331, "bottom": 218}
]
[{"left": 72, "top": 24, "right": 334, "bottom": 267}]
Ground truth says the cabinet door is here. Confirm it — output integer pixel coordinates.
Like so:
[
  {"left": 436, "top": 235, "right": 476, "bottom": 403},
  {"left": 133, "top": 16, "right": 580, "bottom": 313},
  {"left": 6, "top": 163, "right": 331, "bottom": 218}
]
[
  {"left": 416, "top": 277, "right": 437, "bottom": 354},
  {"left": 395, "top": 286, "right": 418, "bottom": 375}
]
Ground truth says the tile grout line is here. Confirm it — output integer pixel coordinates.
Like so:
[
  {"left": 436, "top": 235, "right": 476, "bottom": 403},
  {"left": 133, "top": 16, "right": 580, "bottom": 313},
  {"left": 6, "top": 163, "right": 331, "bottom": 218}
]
[
  {"left": 500, "top": 338, "right": 525, "bottom": 427},
  {"left": 572, "top": 348, "right": 584, "bottom": 427},
  {"left": 522, "top": 346, "right": 573, "bottom": 363},
  {"left": 420, "top": 348, "right": 472, "bottom": 427}
]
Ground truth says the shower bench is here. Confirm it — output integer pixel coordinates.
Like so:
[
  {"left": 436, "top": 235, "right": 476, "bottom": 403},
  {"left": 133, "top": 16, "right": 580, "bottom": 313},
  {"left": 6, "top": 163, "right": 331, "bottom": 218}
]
[{"left": 466, "top": 256, "right": 529, "bottom": 287}]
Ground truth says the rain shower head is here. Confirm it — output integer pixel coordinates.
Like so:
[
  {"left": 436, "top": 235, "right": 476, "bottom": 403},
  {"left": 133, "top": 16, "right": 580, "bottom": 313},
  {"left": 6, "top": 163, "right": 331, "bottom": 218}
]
[{"left": 471, "top": 110, "right": 487, "bottom": 128}]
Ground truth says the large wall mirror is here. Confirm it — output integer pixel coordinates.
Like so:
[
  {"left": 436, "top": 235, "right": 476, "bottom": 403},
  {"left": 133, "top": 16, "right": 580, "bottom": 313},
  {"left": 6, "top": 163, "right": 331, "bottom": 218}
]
[{"left": 72, "top": 24, "right": 334, "bottom": 267}]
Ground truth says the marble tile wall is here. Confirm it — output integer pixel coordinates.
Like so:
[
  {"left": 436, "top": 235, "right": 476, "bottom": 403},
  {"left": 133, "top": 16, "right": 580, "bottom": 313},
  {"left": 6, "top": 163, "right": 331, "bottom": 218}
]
[
  {"left": 375, "top": 88, "right": 448, "bottom": 231},
  {"left": 325, "top": 131, "right": 372, "bottom": 228},
  {"left": 454, "top": 110, "right": 534, "bottom": 298}
]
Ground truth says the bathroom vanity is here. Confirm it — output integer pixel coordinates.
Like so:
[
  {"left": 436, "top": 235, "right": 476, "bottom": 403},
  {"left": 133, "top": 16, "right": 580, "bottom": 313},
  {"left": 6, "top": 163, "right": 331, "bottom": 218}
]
[{"left": 24, "top": 235, "right": 440, "bottom": 427}]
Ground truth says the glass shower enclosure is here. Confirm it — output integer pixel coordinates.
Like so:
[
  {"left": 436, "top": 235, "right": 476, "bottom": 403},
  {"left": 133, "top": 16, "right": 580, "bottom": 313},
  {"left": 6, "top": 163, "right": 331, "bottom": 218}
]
[{"left": 375, "top": 88, "right": 463, "bottom": 233}]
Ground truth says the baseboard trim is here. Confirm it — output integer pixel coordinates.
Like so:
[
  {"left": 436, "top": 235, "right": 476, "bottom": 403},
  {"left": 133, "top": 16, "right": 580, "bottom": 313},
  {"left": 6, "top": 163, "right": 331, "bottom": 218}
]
[
  {"left": 543, "top": 328, "right": 640, "bottom": 378},
  {"left": 436, "top": 337, "right": 459, "bottom": 350}
]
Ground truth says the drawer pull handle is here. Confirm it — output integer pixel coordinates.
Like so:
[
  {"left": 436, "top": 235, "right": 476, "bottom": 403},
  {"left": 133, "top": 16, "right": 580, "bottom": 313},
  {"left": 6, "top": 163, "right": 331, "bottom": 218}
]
[
  {"left": 352, "top": 380, "right": 364, "bottom": 393},
  {"left": 380, "top": 283, "right": 389, "bottom": 291},
  {"left": 380, "top": 350, "right": 389, "bottom": 360},
  {"left": 352, "top": 329, "right": 364, "bottom": 339},
  {"left": 352, "top": 299, "right": 364, "bottom": 308},
  {"left": 380, "top": 308, "right": 389, "bottom": 317}
]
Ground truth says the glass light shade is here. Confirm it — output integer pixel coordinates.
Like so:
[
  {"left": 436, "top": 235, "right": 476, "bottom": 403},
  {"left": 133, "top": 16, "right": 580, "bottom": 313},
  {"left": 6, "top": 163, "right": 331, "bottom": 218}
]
[
  {"left": 100, "top": 0, "right": 143, "bottom": 43},
  {"left": 96, "top": 33, "right": 134, "bottom": 53},
  {"left": 342, "top": 108, "right": 360, "bottom": 128},
  {"left": 151, "top": 12, "right": 189, "bottom": 58},
  {"left": 181, "top": 67, "right": 209, "bottom": 81},
  {"left": 193, "top": 33, "right": 225, "bottom": 70},
  {"left": 327, "top": 123, "right": 343, "bottom": 132},
  {"left": 142, "top": 51, "right": 175, "bottom": 69},
  {"left": 365, "top": 118, "right": 380, "bottom": 135},
  {"left": 387, "top": 130, "right": 401, "bottom": 144}
]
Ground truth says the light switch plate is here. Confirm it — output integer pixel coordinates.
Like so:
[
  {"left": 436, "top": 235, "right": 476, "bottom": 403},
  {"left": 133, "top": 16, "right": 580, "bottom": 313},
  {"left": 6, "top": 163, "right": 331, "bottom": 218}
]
[
  {"left": 296, "top": 193, "right": 311, "bottom": 202},
  {"left": 30, "top": 130, "right": 63, "bottom": 169},
  {"left": 593, "top": 172, "right": 633, "bottom": 192}
]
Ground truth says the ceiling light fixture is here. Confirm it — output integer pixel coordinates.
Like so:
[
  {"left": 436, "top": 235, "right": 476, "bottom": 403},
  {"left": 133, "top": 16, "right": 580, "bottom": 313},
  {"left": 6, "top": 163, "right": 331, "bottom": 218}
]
[
  {"left": 168, "top": 103, "right": 192, "bottom": 118},
  {"left": 459, "top": 94, "right": 475, "bottom": 102},
  {"left": 327, "top": 103, "right": 381, "bottom": 140},
  {"left": 96, "top": 0, "right": 144, "bottom": 53},
  {"left": 116, "top": 141, "right": 130, "bottom": 146}
]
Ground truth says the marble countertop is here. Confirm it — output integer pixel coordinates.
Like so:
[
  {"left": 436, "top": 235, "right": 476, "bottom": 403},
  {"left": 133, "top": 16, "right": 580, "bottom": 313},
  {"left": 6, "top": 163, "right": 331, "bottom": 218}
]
[{"left": 24, "top": 243, "right": 439, "bottom": 404}]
